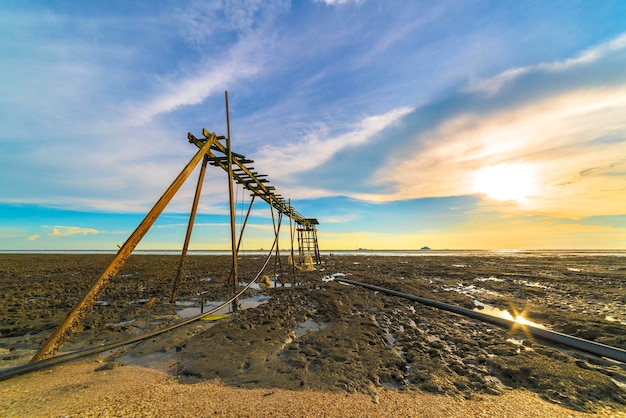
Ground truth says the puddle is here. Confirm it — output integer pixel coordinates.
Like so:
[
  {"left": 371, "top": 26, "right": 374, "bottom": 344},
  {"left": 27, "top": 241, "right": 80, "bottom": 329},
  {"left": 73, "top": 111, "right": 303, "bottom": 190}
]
[
  {"left": 294, "top": 318, "right": 329, "bottom": 338},
  {"left": 239, "top": 279, "right": 294, "bottom": 290},
  {"left": 605, "top": 316, "right": 626, "bottom": 326},
  {"left": 507, "top": 337, "right": 524, "bottom": 346},
  {"left": 176, "top": 296, "right": 271, "bottom": 319},
  {"left": 174, "top": 300, "right": 196, "bottom": 307},
  {"left": 485, "top": 375, "right": 509, "bottom": 389},
  {"left": 475, "top": 276, "right": 504, "bottom": 282},
  {"left": 514, "top": 279, "right": 548, "bottom": 289},
  {"left": 443, "top": 283, "right": 503, "bottom": 298},
  {"left": 322, "top": 272, "right": 347, "bottom": 282},
  {"left": 473, "top": 300, "right": 485, "bottom": 308}
]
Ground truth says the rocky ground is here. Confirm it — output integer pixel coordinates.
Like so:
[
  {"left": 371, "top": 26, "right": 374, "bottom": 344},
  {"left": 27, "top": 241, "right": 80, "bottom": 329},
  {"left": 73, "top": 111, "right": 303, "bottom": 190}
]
[{"left": 0, "top": 253, "right": 625, "bottom": 415}]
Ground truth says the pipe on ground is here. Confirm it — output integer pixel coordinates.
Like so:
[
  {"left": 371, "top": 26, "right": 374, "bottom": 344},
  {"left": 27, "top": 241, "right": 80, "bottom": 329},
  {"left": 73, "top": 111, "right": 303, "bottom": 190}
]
[{"left": 336, "top": 278, "right": 626, "bottom": 363}]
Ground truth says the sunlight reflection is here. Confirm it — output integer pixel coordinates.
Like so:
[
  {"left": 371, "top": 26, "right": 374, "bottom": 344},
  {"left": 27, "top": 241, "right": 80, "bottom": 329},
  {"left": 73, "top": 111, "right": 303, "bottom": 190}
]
[{"left": 479, "top": 304, "right": 546, "bottom": 329}]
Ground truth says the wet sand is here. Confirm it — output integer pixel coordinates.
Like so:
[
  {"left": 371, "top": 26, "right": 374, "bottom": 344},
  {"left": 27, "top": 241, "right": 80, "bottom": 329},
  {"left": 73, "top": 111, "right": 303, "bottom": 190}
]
[{"left": 1, "top": 253, "right": 625, "bottom": 416}]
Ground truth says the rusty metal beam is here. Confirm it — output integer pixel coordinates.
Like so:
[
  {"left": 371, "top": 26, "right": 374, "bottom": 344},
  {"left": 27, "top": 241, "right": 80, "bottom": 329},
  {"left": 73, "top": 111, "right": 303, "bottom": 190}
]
[
  {"left": 171, "top": 153, "right": 209, "bottom": 303},
  {"left": 189, "top": 128, "right": 314, "bottom": 229},
  {"left": 31, "top": 133, "right": 218, "bottom": 362}
]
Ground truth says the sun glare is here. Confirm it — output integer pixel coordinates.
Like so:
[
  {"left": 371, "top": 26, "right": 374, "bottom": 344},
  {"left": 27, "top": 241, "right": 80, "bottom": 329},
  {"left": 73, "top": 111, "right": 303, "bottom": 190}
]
[
  {"left": 494, "top": 307, "right": 545, "bottom": 329},
  {"left": 473, "top": 163, "right": 537, "bottom": 202}
]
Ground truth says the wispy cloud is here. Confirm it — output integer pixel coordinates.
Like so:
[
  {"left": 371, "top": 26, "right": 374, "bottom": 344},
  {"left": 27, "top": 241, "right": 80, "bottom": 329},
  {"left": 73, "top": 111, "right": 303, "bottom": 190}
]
[
  {"left": 49, "top": 226, "right": 100, "bottom": 237},
  {"left": 315, "top": 0, "right": 364, "bottom": 5},
  {"left": 282, "top": 32, "right": 626, "bottom": 220},
  {"left": 465, "top": 32, "right": 626, "bottom": 96},
  {"left": 126, "top": 40, "right": 263, "bottom": 126},
  {"left": 255, "top": 106, "right": 412, "bottom": 190},
  {"left": 2, "top": 2, "right": 625, "bottom": 250},
  {"left": 382, "top": 86, "right": 626, "bottom": 217}
]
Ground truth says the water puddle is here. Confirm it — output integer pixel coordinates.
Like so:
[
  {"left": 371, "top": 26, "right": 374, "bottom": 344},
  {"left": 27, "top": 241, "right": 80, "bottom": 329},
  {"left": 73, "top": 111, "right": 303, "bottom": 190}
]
[
  {"left": 239, "top": 279, "right": 294, "bottom": 290},
  {"left": 443, "top": 283, "right": 503, "bottom": 298},
  {"left": 605, "top": 316, "right": 626, "bottom": 326},
  {"left": 475, "top": 276, "right": 504, "bottom": 282},
  {"left": 176, "top": 296, "right": 271, "bottom": 319},
  {"left": 514, "top": 279, "right": 548, "bottom": 289},
  {"left": 294, "top": 318, "right": 329, "bottom": 338},
  {"left": 322, "top": 272, "right": 347, "bottom": 282}
]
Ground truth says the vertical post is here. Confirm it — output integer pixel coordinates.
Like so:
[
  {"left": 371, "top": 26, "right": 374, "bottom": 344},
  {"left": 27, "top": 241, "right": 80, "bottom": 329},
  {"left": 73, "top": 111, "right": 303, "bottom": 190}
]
[
  {"left": 171, "top": 153, "right": 209, "bottom": 303},
  {"left": 269, "top": 202, "right": 284, "bottom": 285},
  {"left": 225, "top": 91, "right": 239, "bottom": 312},
  {"left": 289, "top": 199, "right": 296, "bottom": 284}
]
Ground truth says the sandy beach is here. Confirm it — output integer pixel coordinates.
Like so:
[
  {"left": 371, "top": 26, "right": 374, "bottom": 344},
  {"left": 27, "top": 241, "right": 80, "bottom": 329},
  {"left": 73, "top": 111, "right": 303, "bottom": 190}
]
[{"left": 1, "top": 252, "right": 625, "bottom": 416}]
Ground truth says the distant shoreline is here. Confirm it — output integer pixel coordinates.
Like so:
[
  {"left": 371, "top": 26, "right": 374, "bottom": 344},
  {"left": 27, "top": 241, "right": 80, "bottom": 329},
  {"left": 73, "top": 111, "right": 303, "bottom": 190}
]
[{"left": 1, "top": 249, "right": 624, "bottom": 256}]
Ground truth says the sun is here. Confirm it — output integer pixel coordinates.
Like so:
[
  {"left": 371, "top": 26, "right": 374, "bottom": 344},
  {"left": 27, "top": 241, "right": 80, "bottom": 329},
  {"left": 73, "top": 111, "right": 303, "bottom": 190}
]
[{"left": 472, "top": 162, "right": 537, "bottom": 202}]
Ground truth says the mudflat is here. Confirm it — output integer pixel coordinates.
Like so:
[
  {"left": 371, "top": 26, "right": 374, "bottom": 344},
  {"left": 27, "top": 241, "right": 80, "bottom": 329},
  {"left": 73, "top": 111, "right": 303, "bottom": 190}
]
[{"left": 1, "top": 253, "right": 625, "bottom": 416}]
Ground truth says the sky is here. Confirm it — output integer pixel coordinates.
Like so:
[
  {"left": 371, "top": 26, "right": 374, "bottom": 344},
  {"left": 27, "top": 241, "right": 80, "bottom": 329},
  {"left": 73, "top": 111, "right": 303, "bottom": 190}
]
[{"left": 1, "top": 0, "right": 625, "bottom": 251}]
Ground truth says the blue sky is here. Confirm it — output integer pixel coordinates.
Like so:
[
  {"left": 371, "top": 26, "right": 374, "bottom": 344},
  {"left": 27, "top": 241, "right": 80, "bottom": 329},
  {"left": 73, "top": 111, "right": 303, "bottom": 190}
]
[{"left": 1, "top": 0, "right": 625, "bottom": 251}]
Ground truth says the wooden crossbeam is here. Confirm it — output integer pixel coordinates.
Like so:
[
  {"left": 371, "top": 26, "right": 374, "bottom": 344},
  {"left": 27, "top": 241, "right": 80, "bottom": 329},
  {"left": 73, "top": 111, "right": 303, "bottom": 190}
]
[{"left": 186, "top": 129, "right": 314, "bottom": 229}]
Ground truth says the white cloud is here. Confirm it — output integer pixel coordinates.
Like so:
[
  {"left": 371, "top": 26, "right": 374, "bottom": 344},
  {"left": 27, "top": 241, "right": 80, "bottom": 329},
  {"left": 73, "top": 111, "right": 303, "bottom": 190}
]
[
  {"left": 380, "top": 86, "right": 626, "bottom": 217},
  {"left": 316, "top": 0, "right": 364, "bottom": 5},
  {"left": 255, "top": 106, "right": 413, "bottom": 180},
  {"left": 127, "top": 38, "right": 263, "bottom": 126},
  {"left": 465, "top": 32, "right": 626, "bottom": 96}
]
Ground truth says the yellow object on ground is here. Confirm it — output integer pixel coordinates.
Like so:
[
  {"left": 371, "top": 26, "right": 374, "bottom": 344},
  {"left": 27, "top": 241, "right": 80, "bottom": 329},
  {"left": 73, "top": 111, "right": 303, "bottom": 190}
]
[
  {"left": 261, "top": 275, "right": 271, "bottom": 289},
  {"left": 200, "top": 314, "right": 229, "bottom": 321}
]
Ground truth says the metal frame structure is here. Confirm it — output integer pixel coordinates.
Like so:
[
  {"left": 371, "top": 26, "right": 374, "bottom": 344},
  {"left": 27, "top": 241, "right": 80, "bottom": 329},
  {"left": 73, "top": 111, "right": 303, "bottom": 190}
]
[
  {"left": 297, "top": 218, "right": 321, "bottom": 264},
  {"left": 31, "top": 93, "right": 320, "bottom": 362}
]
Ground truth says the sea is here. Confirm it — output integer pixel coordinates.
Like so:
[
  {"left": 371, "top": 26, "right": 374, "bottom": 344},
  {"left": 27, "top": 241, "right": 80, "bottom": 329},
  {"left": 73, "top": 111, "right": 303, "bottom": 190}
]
[{"left": 1, "top": 249, "right": 624, "bottom": 257}]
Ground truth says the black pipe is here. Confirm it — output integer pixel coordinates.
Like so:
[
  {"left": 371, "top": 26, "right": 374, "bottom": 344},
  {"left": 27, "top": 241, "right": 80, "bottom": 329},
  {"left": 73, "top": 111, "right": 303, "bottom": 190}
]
[{"left": 336, "top": 278, "right": 626, "bottom": 363}]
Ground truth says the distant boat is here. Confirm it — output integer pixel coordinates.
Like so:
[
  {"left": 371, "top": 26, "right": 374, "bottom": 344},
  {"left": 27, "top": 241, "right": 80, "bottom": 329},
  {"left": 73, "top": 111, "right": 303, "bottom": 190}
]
[{"left": 420, "top": 246, "right": 431, "bottom": 251}]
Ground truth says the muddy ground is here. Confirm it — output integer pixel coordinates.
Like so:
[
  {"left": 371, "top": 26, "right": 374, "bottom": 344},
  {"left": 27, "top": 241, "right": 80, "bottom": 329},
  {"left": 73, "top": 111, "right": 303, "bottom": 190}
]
[{"left": 0, "top": 253, "right": 624, "bottom": 414}]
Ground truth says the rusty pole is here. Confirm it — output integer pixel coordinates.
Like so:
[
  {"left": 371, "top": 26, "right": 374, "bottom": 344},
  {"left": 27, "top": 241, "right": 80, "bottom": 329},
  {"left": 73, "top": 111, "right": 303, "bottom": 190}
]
[
  {"left": 31, "top": 135, "right": 217, "bottom": 362},
  {"left": 268, "top": 202, "right": 284, "bottom": 285},
  {"left": 225, "top": 91, "right": 239, "bottom": 312},
  {"left": 289, "top": 199, "right": 296, "bottom": 283},
  {"left": 235, "top": 195, "right": 256, "bottom": 253},
  {"left": 171, "top": 153, "right": 209, "bottom": 303}
]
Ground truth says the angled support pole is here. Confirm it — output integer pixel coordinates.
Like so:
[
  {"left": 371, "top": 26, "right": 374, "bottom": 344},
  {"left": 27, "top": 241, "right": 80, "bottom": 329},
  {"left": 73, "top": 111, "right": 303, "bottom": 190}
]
[
  {"left": 227, "top": 195, "right": 257, "bottom": 281},
  {"left": 269, "top": 202, "right": 284, "bottom": 285},
  {"left": 31, "top": 134, "right": 218, "bottom": 362},
  {"left": 236, "top": 195, "right": 256, "bottom": 253},
  {"left": 171, "top": 153, "right": 210, "bottom": 303},
  {"left": 289, "top": 199, "right": 296, "bottom": 284}
]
